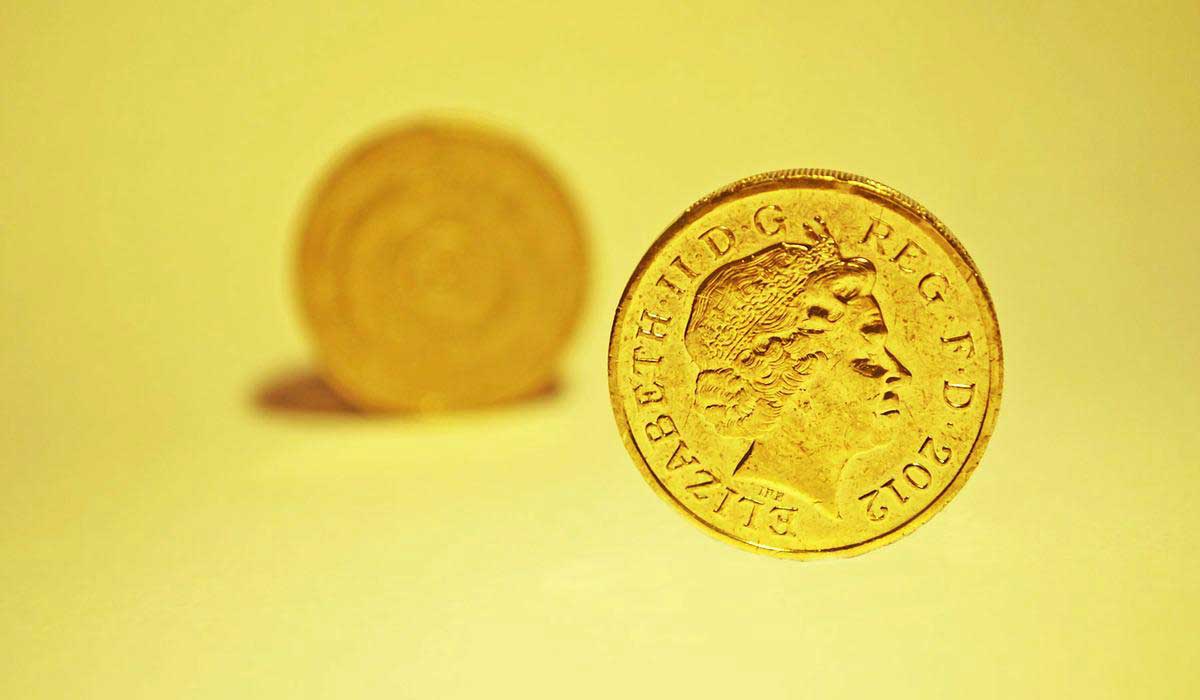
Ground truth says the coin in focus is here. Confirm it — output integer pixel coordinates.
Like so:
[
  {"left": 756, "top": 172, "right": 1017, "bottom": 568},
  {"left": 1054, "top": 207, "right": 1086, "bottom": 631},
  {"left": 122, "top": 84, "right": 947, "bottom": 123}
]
[
  {"left": 297, "top": 120, "right": 586, "bottom": 411},
  {"left": 608, "top": 170, "right": 1002, "bottom": 558}
]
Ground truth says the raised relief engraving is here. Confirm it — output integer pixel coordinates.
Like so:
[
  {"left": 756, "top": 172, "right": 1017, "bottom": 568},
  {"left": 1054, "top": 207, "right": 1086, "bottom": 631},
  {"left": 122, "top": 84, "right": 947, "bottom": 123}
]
[
  {"left": 860, "top": 467, "right": 933, "bottom": 521},
  {"left": 940, "top": 331, "right": 975, "bottom": 358},
  {"left": 918, "top": 272, "right": 947, "bottom": 302},
  {"left": 655, "top": 256, "right": 700, "bottom": 296},
  {"left": 699, "top": 225, "right": 736, "bottom": 258},
  {"left": 861, "top": 217, "right": 895, "bottom": 255},
  {"left": 858, "top": 435, "right": 948, "bottom": 521},
  {"left": 631, "top": 345, "right": 662, "bottom": 373},
  {"left": 684, "top": 215, "right": 912, "bottom": 519},
  {"left": 903, "top": 463, "right": 932, "bottom": 489},
  {"left": 757, "top": 484, "right": 785, "bottom": 502},
  {"left": 633, "top": 380, "right": 665, "bottom": 405},
  {"left": 636, "top": 309, "right": 671, "bottom": 340},
  {"left": 737, "top": 495, "right": 765, "bottom": 527},
  {"left": 942, "top": 381, "right": 975, "bottom": 408},
  {"left": 669, "top": 457, "right": 772, "bottom": 529},
  {"left": 712, "top": 487, "right": 737, "bottom": 513},
  {"left": 645, "top": 414, "right": 678, "bottom": 442},
  {"left": 665, "top": 440, "right": 700, "bottom": 471},
  {"left": 656, "top": 274, "right": 684, "bottom": 295},
  {"left": 753, "top": 205, "right": 787, "bottom": 236},
  {"left": 768, "top": 505, "right": 798, "bottom": 535},
  {"left": 918, "top": 435, "right": 952, "bottom": 464},
  {"left": 890, "top": 240, "right": 928, "bottom": 273},
  {"left": 685, "top": 469, "right": 719, "bottom": 497},
  {"left": 609, "top": 171, "right": 1003, "bottom": 559},
  {"left": 863, "top": 218, "right": 937, "bottom": 280},
  {"left": 670, "top": 256, "right": 699, "bottom": 279}
]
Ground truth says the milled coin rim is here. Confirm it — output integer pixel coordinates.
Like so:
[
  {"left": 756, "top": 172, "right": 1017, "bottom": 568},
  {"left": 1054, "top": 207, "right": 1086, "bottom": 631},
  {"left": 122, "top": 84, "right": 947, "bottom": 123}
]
[{"left": 608, "top": 169, "right": 1003, "bottom": 559}]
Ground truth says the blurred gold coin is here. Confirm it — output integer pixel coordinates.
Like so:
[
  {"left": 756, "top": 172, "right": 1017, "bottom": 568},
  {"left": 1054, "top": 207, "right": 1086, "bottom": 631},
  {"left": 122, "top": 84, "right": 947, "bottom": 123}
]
[
  {"left": 297, "top": 120, "right": 586, "bottom": 411},
  {"left": 608, "top": 170, "right": 1002, "bottom": 558}
]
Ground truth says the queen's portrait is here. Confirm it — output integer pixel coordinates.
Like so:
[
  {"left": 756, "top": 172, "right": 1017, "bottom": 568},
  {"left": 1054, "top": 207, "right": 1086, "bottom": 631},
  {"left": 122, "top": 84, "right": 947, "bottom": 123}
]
[{"left": 684, "top": 216, "right": 911, "bottom": 518}]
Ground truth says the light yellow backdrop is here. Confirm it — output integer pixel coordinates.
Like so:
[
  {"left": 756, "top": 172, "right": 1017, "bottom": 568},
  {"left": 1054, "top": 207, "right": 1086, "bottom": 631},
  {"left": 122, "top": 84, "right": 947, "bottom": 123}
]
[{"left": 2, "top": 2, "right": 1197, "bottom": 697}]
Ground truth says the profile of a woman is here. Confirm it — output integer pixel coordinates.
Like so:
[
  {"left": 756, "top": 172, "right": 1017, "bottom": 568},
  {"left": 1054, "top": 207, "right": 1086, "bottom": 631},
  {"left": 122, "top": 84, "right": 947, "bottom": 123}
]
[{"left": 684, "top": 217, "right": 911, "bottom": 518}]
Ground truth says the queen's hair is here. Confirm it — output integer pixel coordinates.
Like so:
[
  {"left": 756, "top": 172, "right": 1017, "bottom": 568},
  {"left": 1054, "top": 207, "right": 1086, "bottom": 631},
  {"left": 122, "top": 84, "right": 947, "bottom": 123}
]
[{"left": 684, "top": 238, "right": 875, "bottom": 437}]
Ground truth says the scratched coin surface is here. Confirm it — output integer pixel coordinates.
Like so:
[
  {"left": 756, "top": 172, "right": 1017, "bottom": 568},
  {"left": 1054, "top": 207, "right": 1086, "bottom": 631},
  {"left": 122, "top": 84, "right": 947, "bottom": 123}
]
[
  {"left": 298, "top": 120, "right": 586, "bottom": 411},
  {"left": 608, "top": 170, "right": 1002, "bottom": 558}
]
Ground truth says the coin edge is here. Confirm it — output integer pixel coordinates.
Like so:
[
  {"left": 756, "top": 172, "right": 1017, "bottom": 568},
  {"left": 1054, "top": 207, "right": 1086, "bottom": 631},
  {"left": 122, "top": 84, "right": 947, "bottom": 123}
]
[{"left": 607, "top": 169, "right": 1004, "bottom": 560}]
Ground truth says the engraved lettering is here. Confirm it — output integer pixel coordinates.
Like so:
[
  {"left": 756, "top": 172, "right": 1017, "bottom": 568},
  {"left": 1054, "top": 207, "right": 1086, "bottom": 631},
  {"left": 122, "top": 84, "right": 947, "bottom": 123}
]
[
  {"left": 685, "top": 469, "right": 718, "bottom": 498},
  {"left": 645, "top": 414, "right": 677, "bottom": 442},
  {"left": 861, "top": 218, "right": 896, "bottom": 257},
  {"left": 858, "top": 489, "right": 887, "bottom": 521},
  {"left": 631, "top": 345, "right": 662, "bottom": 373},
  {"left": 655, "top": 274, "right": 683, "bottom": 295},
  {"left": 713, "top": 486, "right": 737, "bottom": 513},
  {"left": 943, "top": 381, "right": 976, "bottom": 408},
  {"left": 665, "top": 440, "right": 699, "bottom": 471},
  {"left": 903, "top": 463, "right": 932, "bottom": 489},
  {"left": 753, "top": 205, "right": 787, "bottom": 236},
  {"left": 610, "top": 171, "right": 998, "bottom": 554},
  {"left": 669, "top": 255, "right": 699, "bottom": 279},
  {"left": 636, "top": 309, "right": 671, "bottom": 340},
  {"left": 633, "top": 380, "right": 665, "bottom": 405},
  {"left": 699, "top": 226, "right": 736, "bottom": 258},
  {"left": 891, "top": 240, "right": 928, "bottom": 273},
  {"left": 768, "top": 505, "right": 798, "bottom": 535},
  {"left": 737, "top": 495, "right": 765, "bottom": 527},
  {"left": 918, "top": 436, "right": 952, "bottom": 465},
  {"left": 882, "top": 477, "right": 909, "bottom": 504},
  {"left": 656, "top": 256, "right": 699, "bottom": 296},
  {"left": 863, "top": 434, "right": 952, "bottom": 519},
  {"left": 940, "top": 331, "right": 975, "bottom": 358},
  {"left": 757, "top": 485, "right": 785, "bottom": 502},
  {"left": 918, "top": 272, "right": 947, "bottom": 302}
]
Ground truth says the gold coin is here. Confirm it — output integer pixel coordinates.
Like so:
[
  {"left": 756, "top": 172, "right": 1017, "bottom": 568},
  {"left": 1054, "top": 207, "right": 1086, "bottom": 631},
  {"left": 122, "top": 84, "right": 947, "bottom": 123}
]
[
  {"left": 608, "top": 170, "right": 1002, "bottom": 558},
  {"left": 297, "top": 120, "right": 586, "bottom": 411}
]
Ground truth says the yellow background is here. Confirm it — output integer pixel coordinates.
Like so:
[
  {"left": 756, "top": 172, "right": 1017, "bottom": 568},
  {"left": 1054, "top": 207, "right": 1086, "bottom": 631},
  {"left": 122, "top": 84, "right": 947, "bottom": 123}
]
[{"left": 2, "top": 2, "right": 1197, "bottom": 697}]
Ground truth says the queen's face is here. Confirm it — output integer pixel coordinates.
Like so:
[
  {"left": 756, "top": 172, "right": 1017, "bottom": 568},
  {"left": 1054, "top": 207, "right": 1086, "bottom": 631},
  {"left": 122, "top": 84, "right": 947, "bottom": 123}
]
[{"left": 776, "top": 291, "right": 910, "bottom": 450}]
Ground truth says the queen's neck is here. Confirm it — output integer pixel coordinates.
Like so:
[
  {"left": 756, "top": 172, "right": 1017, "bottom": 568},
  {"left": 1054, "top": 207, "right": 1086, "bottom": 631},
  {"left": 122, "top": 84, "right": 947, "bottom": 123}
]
[{"left": 740, "top": 438, "right": 843, "bottom": 519}]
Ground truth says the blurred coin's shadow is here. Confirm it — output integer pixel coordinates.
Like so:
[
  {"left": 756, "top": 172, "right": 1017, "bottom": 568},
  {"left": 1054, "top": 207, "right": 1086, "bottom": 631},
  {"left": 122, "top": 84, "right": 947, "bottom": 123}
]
[
  {"left": 252, "top": 367, "right": 560, "bottom": 417},
  {"left": 254, "top": 369, "right": 358, "bottom": 416}
]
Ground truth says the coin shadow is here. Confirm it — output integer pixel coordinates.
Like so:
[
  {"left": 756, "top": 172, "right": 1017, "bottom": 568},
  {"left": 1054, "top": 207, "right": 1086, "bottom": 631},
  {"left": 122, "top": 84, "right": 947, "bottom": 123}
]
[
  {"left": 252, "top": 367, "right": 562, "bottom": 418},
  {"left": 253, "top": 368, "right": 359, "bottom": 416}
]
